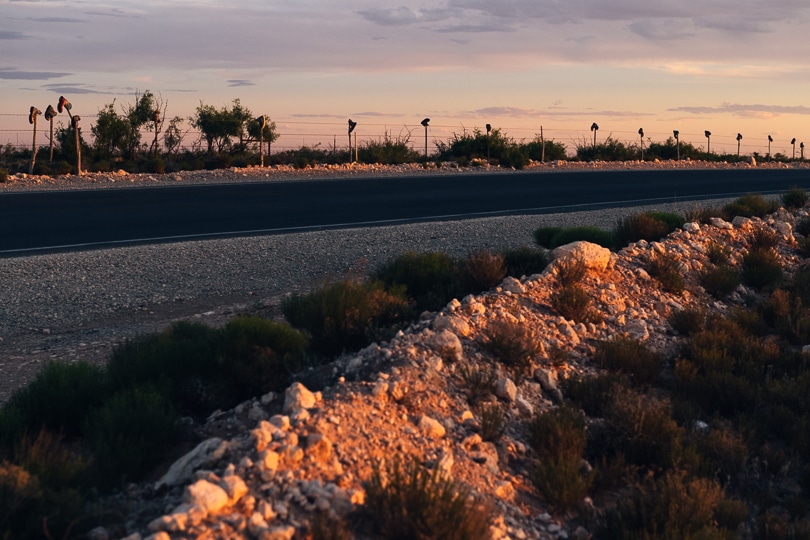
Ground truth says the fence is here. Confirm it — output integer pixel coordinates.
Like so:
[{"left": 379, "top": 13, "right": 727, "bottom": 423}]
[{"left": 0, "top": 111, "right": 805, "bottom": 158}]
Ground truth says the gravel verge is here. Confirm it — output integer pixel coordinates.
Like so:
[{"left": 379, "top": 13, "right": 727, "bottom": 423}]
[{"left": 0, "top": 160, "right": 794, "bottom": 402}]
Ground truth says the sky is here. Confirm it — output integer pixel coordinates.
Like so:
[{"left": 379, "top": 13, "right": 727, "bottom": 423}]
[{"left": 2, "top": 0, "right": 810, "bottom": 156}]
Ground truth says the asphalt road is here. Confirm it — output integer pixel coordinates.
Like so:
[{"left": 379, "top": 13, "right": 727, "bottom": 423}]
[{"left": 1, "top": 168, "right": 808, "bottom": 255}]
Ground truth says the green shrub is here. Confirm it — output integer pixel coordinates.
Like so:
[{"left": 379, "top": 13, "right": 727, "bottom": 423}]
[
  {"left": 218, "top": 316, "right": 309, "bottom": 402},
  {"left": 723, "top": 193, "right": 778, "bottom": 219},
  {"left": 605, "top": 386, "right": 685, "bottom": 469},
  {"left": 553, "top": 255, "right": 588, "bottom": 287},
  {"left": 647, "top": 252, "right": 685, "bottom": 294},
  {"left": 501, "top": 246, "right": 548, "bottom": 278},
  {"left": 742, "top": 247, "right": 783, "bottom": 289},
  {"left": 0, "top": 168, "right": 8, "bottom": 182},
  {"left": 373, "top": 251, "right": 462, "bottom": 313},
  {"left": 534, "top": 226, "right": 563, "bottom": 248},
  {"left": 594, "top": 337, "right": 663, "bottom": 386},
  {"left": 5, "top": 361, "right": 108, "bottom": 438},
  {"left": 528, "top": 406, "right": 594, "bottom": 510},
  {"left": 749, "top": 227, "right": 781, "bottom": 250},
  {"left": 480, "top": 319, "right": 541, "bottom": 381},
  {"left": 460, "top": 249, "right": 506, "bottom": 293},
  {"left": 601, "top": 470, "right": 731, "bottom": 539},
  {"left": 614, "top": 212, "right": 670, "bottom": 247},
  {"left": 795, "top": 216, "right": 810, "bottom": 237},
  {"left": 479, "top": 403, "right": 507, "bottom": 442},
  {"left": 550, "top": 285, "right": 596, "bottom": 323},
  {"left": 561, "top": 373, "right": 626, "bottom": 417},
  {"left": 700, "top": 264, "right": 742, "bottom": 299},
  {"left": 706, "top": 242, "right": 731, "bottom": 265},
  {"left": 781, "top": 186, "right": 809, "bottom": 210},
  {"left": 282, "top": 277, "right": 412, "bottom": 357},
  {"left": 669, "top": 308, "right": 705, "bottom": 336},
  {"left": 646, "top": 211, "right": 686, "bottom": 231},
  {"left": 106, "top": 321, "right": 224, "bottom": 415},
  {"left": 550, "top": 226, "right": 615, "bottom": 250},
  {"left": 457, "top": 362, "right": 496, "bottom": 406},
  {"left": 362, "top": 458, "right": 492, "bottom": 540},
  {"left": 84, "top": 387, "right": 178, "bottom": 487}
]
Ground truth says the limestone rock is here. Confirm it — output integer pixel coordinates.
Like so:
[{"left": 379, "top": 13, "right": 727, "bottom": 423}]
[
  {"left": 433, "top": 315, "right": 471, "bottom": 337},
  {"left": 427, "top": 329, "right": 463, "bottom": 362},
  {"left": 184, "top": 479, "right": 230, "bottom": 515},
  {"left": 495, "top": 377, "right": 517, "bottom": 402},
  {"left": 551, "top": 241, "right": 611, "bottom": 273},
  {"left": 417, "top": 415, "right": 446, "bottom": 439},
  {"left": 501, "top": 276, "right": 525, "bottom": 294},
  {"left": 155, "top": 438, "right": 228, "bottom": 489},
  {"left": 283, "top": 382, "right": 317, "bottom": 413}
]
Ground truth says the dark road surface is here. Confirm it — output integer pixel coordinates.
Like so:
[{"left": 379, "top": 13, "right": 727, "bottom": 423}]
[{"left": 1, "top": 168, "right": 808, "bottom": 255}]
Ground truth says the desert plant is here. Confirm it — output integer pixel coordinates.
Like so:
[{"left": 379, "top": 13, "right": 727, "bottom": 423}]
[
  {"left": 593, "top": 337, "right": 663, "bottom": 386},
  {"left": 601, "top": 470, "right": 732, "bottom": 539},
  {"left": 742, "top": 247, "right": 783, "bottom": 289},
  {"left": 781, "top": 186, "right": 809, "bottom": 210},
  {"left": 795, "top": 216, "right": 810, "bottom": 237},
  {"left": 550, "top": 285, "right": 596, "bottom": 323},
  {"left": 480, "top": 319, "right": 542, "bottom": 381},
  {"left": 706, "top": 242, "right": 731, "bottom": 265},
  {"left": 534, "top": 226, "right": 564, "bottom": 248},
  {"left": 373, "top": 251, "right": 461, "bottom": 313},
  {"left": 4, "top": 361, "right": 108, "bottom": 438},
  {"left": 501, "top": 246, "right": 548, "bottom": 278},
  {"left": 553, "top": 255, "right": 588, "bottom": 287},
  {"left": 282, "top": 277, "right": 412, "bottom": 357},
  {"left": 84, "top": 387, "right": 178, "bottom": 487},
  {"left": 749, "top": 227, "right": 781, "bottom": 250},
  {"left": 218, "top": 316, "right": 309, "bottom": 402},
  {"left": 362, "top": 457, "right": 492, "bottom": 540},
  {"left": 0, "top": 168, "right": 8, "bottom": 182},
  {"left": 605, "top": 386, "right": 686, "bottom": 469},
  {"left": 614, "top": 212, "right": 670, "bottom": 247},
  {"left": 457, "top": 362, "right": 496, "bottom": 406},
  {"left": 480, "top": 403, "right": 507, "bottom": 442},
  {"left": 723, "top": 193, "right": 778, "bottom": 219},
  {"left": 700, "top": 264, "right": 742, "bottom": 299},
  {"left": 561, "top": 373, "right": 626, "bottom": 418},
  {"left": 669, "top": 308, "right": 705, "bottom": 336},
  {"left": 647, "top": 252, "right": 685, "bottom": 294},
  {"left": 460, "top": 249, "right": 507, "bottom": 293},
  {"left": 528, "top": 406, "right": 594, "bottom": 510}
]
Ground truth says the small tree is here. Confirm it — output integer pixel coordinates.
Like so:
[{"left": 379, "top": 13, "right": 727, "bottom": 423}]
[{"left": 192, "top": 99, "right": 253, "bottom": 154}]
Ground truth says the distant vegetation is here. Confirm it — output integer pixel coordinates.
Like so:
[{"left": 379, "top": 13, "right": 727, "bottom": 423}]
[{"left": 4, "top": 92, "right": 807, "bottom": 179}]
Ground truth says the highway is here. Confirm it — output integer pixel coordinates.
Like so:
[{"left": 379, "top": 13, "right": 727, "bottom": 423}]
[{"left": 1, "top": 168, "right": 808, "bottom": 255}]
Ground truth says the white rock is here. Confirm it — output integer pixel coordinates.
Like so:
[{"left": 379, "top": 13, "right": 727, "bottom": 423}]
[
  {"left": 283, "top": 382, "right": 317, "bottom": 412},
  {"left": 683, "top": 222, "right": 700, "bottom": 233},
  {"left": 495, "top": 377, "right": 518, "bottom": 402},
  {"left": 550, "top": 241, "right": 611, "bottom": 273},
  {"left": 184, "top": 479, "right": 230, "bottom": 515},
  {"left": 417, "top": 415, "right": 446, "bottom": 439},
  {"left": 709, "top": 217, "right": 733, "bottom": 229},
  {"left": 155, "top": 438, "right": 227, "bottom": 489},
  {"left": 501, "top": 276, "right": 525, "bottom": 294},
  {"left": 427, "top": 329, "right": 463, "bottom": 362}
]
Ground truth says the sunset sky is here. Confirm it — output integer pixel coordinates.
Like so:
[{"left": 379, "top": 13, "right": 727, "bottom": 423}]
[{"left": 2, "top": 0, "right": 810, "bottom": 156}]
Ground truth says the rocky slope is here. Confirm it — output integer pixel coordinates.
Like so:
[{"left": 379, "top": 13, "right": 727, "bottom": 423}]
[{"left": 91, "top": 203, "right": 807, "bottom": 540}]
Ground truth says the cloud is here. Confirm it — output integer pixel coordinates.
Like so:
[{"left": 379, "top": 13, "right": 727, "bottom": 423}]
[
  {"left": 356, "top": 7, "right": 424, "bottom": 26},
  {"left": 0, "top": 68, "right": 70, "bottom": 80},
  {"left": 26, "top": 17, "right": 85, "bottom": 23},
  {"left": 40, "top": 83, "right": 109, "bottom": 94},
  {"left": 227, "top": 79, "right": 254, "bottom": 87},
  {"left": 668, "top": 103, "right": 810, "bottom": 117},
  {"left": 628, "top": 20, "right": 696, "bottom": 40},
  {"left": 433, "top": 22, "right": 515, "bottom": 33},
  {"left": 694, "top": 17, "right": 771, "bottom": 33},
  {"left": 0, "top": 30, "right": 30, "bottom": 40}
]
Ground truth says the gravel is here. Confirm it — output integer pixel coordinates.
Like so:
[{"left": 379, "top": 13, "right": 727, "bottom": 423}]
[{"left": 0, "top": 161, "right": 781, "bottom": 402}]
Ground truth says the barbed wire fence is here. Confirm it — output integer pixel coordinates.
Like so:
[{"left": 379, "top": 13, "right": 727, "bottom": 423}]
[{"left": 0, "top": 112, "right": 803, "bottom": 157}]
